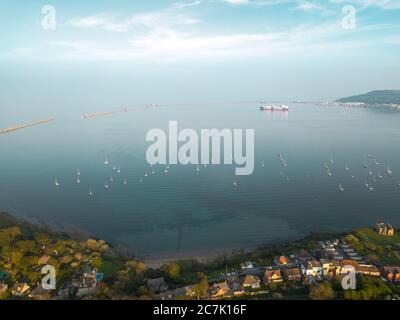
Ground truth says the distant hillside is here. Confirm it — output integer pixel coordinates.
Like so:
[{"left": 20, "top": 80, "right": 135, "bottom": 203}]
[{"left": 337, "top": 90, "right": 400, "bottom": 104}]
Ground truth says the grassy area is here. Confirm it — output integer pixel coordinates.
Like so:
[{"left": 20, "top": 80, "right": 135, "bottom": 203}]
[
  {"left": 352, "top": 228, "right": 400, "bottom": 265},
  {"left": 355, "top": 228, "right": 400, "bottom": 246}
]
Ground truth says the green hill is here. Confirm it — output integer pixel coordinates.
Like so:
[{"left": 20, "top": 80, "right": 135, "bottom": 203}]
[{"left": 337, "top": 90, "right": 400, "bottom": 104}]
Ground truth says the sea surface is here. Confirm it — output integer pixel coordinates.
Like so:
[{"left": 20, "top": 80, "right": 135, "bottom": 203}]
[{"left": 1, "top": 103, "right": 400, "bottom": 260}]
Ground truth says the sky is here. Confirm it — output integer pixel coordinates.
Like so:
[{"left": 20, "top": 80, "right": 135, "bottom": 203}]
[{"left": 0, "top": 0, "right": 400, "bottom": 114}]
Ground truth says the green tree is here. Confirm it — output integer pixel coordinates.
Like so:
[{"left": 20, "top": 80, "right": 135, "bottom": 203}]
[
  {"left": 193, "top": 273, "right": 208, "bottom": 300},
  {"left": 167, "top": 263, "right": 181, "bottom": 280},
  {"left": 309, "top": 281, "right": 335, "bottom": 300}
]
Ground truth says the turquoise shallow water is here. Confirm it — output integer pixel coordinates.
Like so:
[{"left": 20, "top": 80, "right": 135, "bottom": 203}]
[{"left": 1, "top": 103, "right": 400, "bottom": 258}]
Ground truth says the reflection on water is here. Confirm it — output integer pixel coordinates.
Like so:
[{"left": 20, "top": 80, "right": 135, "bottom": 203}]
[{"left": 1, "top": 103, "right": 400, "bottom": 258}]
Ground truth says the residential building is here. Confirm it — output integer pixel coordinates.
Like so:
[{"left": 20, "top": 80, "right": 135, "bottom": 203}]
[
  {"left": 243, "top": 275, "right": 261, "bottom": 289},
  {"left": 210, "top": 282, "right": 230, "bottom": 298},
  {"left": 302, "top": 260, "right": 323, "bottom": 278},
  {"left": 358, "top": 264, "right": 380, "bottom": 277},
  {"left": 282, "top": 267, "right": 301, "bottom": 281},
  {"left": 320, "top": 259, "right": 338, "bottom": 277},
  {"left": 264, "top": 268, "right": 283, "bottom": 283},
  {"left": 295, "top": 250, "right": 314, "bottom": 264},
  {"left": 11, "top": 283, "right": 31, "bottom": 296},
  {"left": 381, "top": 266, "right": 400, "bottom": 282},
  {"left": 339, "top": 260, "right": 359, "bottom": 275},
  {"left": 274, "top": 256, "right": 289, "bottom": 266}
]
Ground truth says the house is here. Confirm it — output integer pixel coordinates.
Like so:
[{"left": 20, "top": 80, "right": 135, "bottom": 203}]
[
  {"left": 264, "top": 268, "right": 283, "bottom": 284},
  {"left": 11, "top": 283, "right": 31, "bottom": 296},
  {"left": 295, "top": 250, "right": 314, "bottom": 264},
  {"left": 274, "top": 256, "right": 289, "bottom": 266},
  {"left": 144, "top": 277, "right": 168, "bottom": 293},
  {"left": 381, "top": 267, "right": 400, "bottom": 282},
  {"left": 210, "top": 282, "right": 230, "bottom": 298},
  {"left": 302, "top": 260, "right": 323, "bottom": 278},
  {"left": 339, "top": 260, "right": 359, "bottom": 275},
  {"left": 242, "top": 275, "right": 261, "bottom": 289},
  {"left": 357, "top": 264, "right": 380, "bottom": 277},
  {"left": 230, "top": 282, "right": 245, "bottom": 296},
  {"left": 376, "top": 222, "right": 395, "bottom": 236},
  {"left": 282, "top": 267, "right": 301, "bottom": 281},
  {"left": 320, "top": 259, "right": 339, "bottom": 277}
]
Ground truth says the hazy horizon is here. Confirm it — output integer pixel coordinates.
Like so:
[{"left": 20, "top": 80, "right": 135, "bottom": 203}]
[{"left": 1, "top": 0, "right": 400, "bottom": 120}]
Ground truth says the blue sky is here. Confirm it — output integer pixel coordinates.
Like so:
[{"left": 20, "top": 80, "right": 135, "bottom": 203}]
[{"left": 0, "top": 0, "right": 400, "bottom": 110}]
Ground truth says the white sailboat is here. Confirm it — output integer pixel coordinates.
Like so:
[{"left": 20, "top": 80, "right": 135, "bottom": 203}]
[
  {"left": 104, "top": 159, "right": 109, "bottom": 165},
  {"left": 386, "top": 166, "right": 393, "bottom": 176},
  {"left": 105, "top": 182, "right": 109, "bottom": 189},
  {"left": 55, "top": 178, "right": 60, "bottom": 187},
  {"left": 89, "top": 188, "right": 93, "bottom": 196},
  {"left": 124, "top": 179, "right": 127, "bottom": 185},
  {"left": 338, "top": 183, "right": 344, "bottom": 192}
]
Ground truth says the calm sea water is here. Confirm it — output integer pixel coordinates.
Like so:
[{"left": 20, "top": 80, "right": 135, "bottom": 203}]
[{"left": 1, "top": 103, "right": 400, "bottom": 259}]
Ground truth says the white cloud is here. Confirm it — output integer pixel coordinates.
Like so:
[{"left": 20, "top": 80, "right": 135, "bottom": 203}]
[
  {"left": 221, "top": 0, "right": 290, "bottom": 5},
  {"left": 329, "top": 0, "right": 400, "bottom": 10},
  {"left": 49, "top": 21, "right": 397, "bottom": 62},
  {"left": 69, "top": 8, "right": 201, "bottom": 33},
  {"left": 172, "top": 0, "right": 204, "bottom": 9}
]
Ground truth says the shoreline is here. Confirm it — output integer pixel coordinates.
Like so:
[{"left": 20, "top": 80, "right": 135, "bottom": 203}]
[{"left": 1, "top": 209, "right": 348, "bottom": 268}]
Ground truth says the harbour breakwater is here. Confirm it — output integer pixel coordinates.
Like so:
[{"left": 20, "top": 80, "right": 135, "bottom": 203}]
[
  {"left": 81, "top": 108, "right": 129, "bottom": 120},
  {"left": 0, "top": 118, "right": 55, "bottom": 135}
]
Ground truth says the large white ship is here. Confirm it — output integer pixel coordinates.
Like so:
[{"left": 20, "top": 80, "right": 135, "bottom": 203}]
[{"left": 260, "top": 104, "right": 289, "bottom": 111}]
